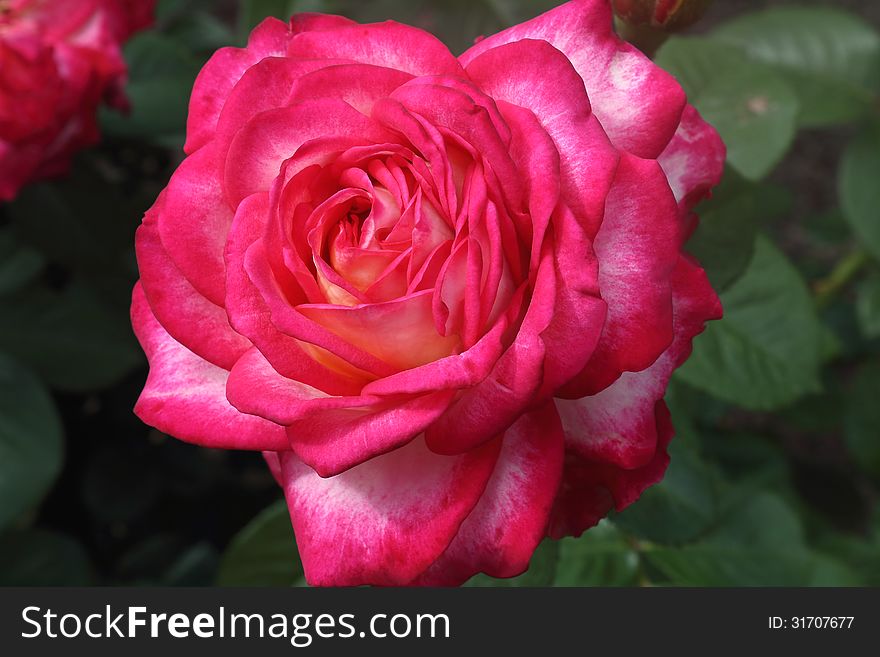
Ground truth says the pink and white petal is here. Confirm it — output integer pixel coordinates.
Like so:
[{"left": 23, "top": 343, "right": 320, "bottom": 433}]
[
  {"left": 131, "top": 283, "right": 287, "bottom": 450},
  {"left": 560, "top": 153, "right": 681, "bottom": 398},
  {"left": 156, "top": 142, "right": 232, "bottom": 307},
  {"left": 425, "top": 247, "right": 557, "bottom": 455},
  {"left": 548, "top": 401, "right": 673, "bottom": 539},
  {"left": 460, "top": 0, "right": 685, "bottom": 159},
  {"left": 287, "top": 63, "right": 414, "bottom": 116},
  {"left": 538, "top": 206, "right": 607, "bottom": 398},
  {"left": 556, "top": 256, "right": 721, "bottom": 470},
  {"left": 278, "top": 436, "right": 500, "bottom": 586},
  {"left": 223, "top": 99, "right": 391, "bottom": 206},
  {"left": 659, "top": 104, "right": 726, "bottom": 212},
  {"left": 263, "top": 451, "right": 283, "bottom": 486},
  {"left": 226, "top": 347, "right": 455, "bottom": 476},
  {"left": 466, "top": 39, "right": 618, "bottom": 235},
  {"left": 136, "top": 199, "right": 250, "bottom": 371},
  {"left": 184, "top": 18, "right": 294, "bottom": 154},
  {"left": 286, "top": 21, "right": 464, "bottom": 78},
  {"left": 285, "top": 390, "right": 456, "bottom": 477},
  {"left": 212, "top": 57, "right": 349, "bottom": 151},
  {"left": 415, "top": 402, "right": 564, "bottom": 586}
]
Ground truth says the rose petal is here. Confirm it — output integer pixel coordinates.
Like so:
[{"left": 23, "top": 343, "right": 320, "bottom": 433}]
[
  {"left": 460, "top": 0, "right": 685, "bottom": 159},
  {"left": 659, "top": 104, "right": 726, "bottom": 212},
  {"left": 131, "top": 283, "right": 286, "bottom": 450},
  {"left": 286, "top": 63, "right": 414, "bottom": 115},
  {"left": 226, "top": 347, "right": 456, "bottom": 476},
  {"left": 425, "top": 245, "right": 557, "bottom": 454},
  {"left": 156, "top": 141, "right": 231, "bottom": 307},
  {"left": 185, "top": 17, "right": 294, "bottom": 154},
  {"left": 286, "top": 21, "right": 464, "bottom": 78},
  {"left": 136, "top": 193, "right": 250, "bottom": 370},
  {"left": 548, "top": 400, "right": 673, "bottom": 538},
  {"left": 415, "top": 402, "right": 564, "bottom": 585},
  {"left": 278, "top": 435, "right": 500, "bottom": 586},
  {"left": 298, "top": 290, "right": 461, "bottom": 371},
  {"left": 224, "top": 192, "right": 368, "bottom": 395},
  {"left": 561, "top": 153, "right": 681, "bottom": 397},
  {"left": 558, "top": 256, "right": 720, "bottom": 469},
  {"left": 224, "top": 99, "right": 392, "bottom": 207},
  {"left": 466, "top": 38, "right": 618, "bottom": 235}
]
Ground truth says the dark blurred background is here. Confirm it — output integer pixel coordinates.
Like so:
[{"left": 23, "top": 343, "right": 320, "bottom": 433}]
[{"left": 0, "top": 0, "right": 878, "bottom": 586}]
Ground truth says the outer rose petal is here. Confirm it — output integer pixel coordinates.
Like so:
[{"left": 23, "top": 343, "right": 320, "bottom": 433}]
[
  {"left": 415, "top": 402, "right": 564, "bottom": 586},
  {"left": 131, "top": 283, "right": 287, "bottom": 451},
  {"left": 560, "top": 153, "right": 681, "bottom": 397},
  {"left": 278, "top": 436, "right": 500, "bottom": 586},
  {"left": 212, "top": 57, "right": 351, "bottom": 151},
  {"left": 557, "top": 256, "right": 721, "bottom": 469},
  {"left": 136, "top": 193, "right": 251, "bottom": 370},
  {"left": 286, "top": 21, "right": 465, "bottom": 78},
  {"left": 460, "top": 0, "right": 685, "bottom": 159},
  {"left": 184, "top": 13, "right": 357, "bottom": 153},
  {"left": 156, "top": 142, "right": 231, "bottom": 307},
  {"left": 465, "top": 38, "right": 618, "bottom": 235},
  {"left": 548, "top": 401, "right": 673, "bottom": 539},
  {"left": 659, "top": 105, "right": 726, "bottom": 212}
]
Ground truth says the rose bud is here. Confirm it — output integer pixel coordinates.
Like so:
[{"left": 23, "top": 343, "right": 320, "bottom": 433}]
[
  {"left": 131, "top": 0, "right": 725, "bottom": 586},
  {"left": 0, "top": 0, "right": 156, "bottom": 201}
]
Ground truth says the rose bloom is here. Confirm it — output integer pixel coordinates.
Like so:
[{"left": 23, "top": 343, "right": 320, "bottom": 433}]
[
  {"left": 132, "top": 0, "right": 724, "bottom": 586},
  {"left": 0, "top": 0, "right": 155, "bottom": 200}
]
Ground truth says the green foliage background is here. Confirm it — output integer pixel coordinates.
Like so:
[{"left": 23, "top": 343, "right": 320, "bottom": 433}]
[{"left": 1, "top": 0, "right": 879, "bottom": 587}]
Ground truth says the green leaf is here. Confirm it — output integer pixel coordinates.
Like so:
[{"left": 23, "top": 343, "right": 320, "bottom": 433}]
[
  {"left": 100, "top": 33, "right": 201, "bottom": 146},
  {"left": 162, "top": 542, "right": 220, "bottom": 586},
  {"left": 0, "top": 530, "right": 92, "bottom": 586},
  {"left": 844, "top": 360, "right": 880, "bottom": 477},
  {"left": 856, "top": 271, "right": 880, "bottom": 340},
  {"left": 553, "top": 522, "right": 639, "bottom": 586},
  {"left": 217, "top": 500, "right": 305, "bottom": 586},
  {"left": 0, "top": 281, "right": 142, "bottom": 392},
  {"left": 0, "top": 229, "right": 44, "bottom": 297},
  {"left": 677, "top": 236, "right": 823, "bottom": 410},
  {"left": 643, "top": 493, "right": 855, "bottom": 586},
  {"left": 814, "top": 534, "right": 880, "bottom": 587},
  {"left": 688, "top": 170, "right": 791, "bottom": 291},
  {"left": 713, "top": 7, "right": 880, "bottom": 127},
  {"left": 656, "top": 37, "right": 751, "bottom": 101},
  {"left": 0, "top": 354, "right": 63, "bottom": 531},
  {"left": 840, "top": 125, "right": 880, "bottom": 262},
  {"left": 7, "top": 171, "right": 142, "bottom": 285},
  {"left": 613, "top": 440, "right": 718, "bottom": 545},
  {"left": 657, "top": 36, "right": 800, "bottom": 180},
  {"left": 694, "top": 66, "right": 799, "bottom": 180},
  {"left": 466, "top": 539, "right": 559, "bottom": 587}
]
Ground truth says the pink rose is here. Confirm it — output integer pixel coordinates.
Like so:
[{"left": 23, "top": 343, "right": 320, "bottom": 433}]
[
  {"left": 132, "top": 0, "right": 724, "bottom": 586},
  {"left": 0, "top": 0, "right": 156, "bottom": 200}
]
